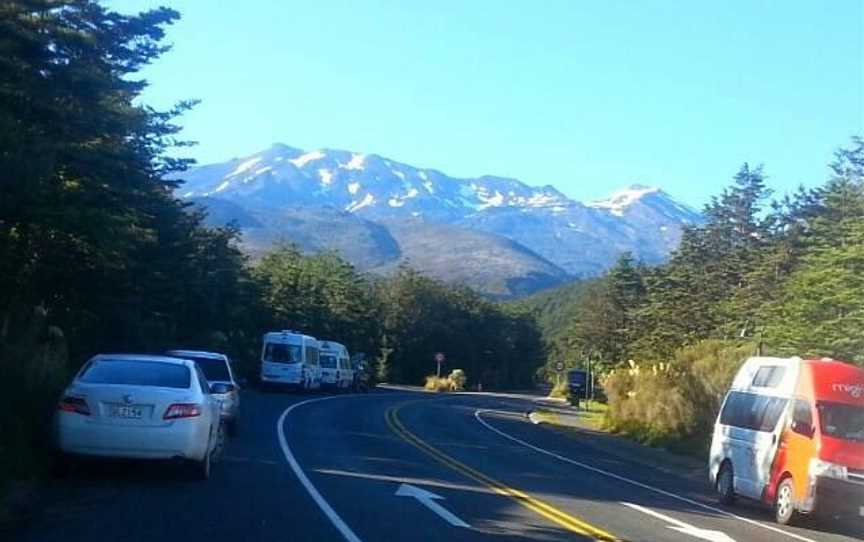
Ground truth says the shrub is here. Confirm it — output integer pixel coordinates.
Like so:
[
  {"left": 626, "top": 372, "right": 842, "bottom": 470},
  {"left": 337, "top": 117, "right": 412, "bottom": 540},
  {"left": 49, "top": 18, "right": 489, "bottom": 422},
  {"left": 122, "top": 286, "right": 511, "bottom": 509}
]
[
  {"left": 424, "top": 369, "right": 469, "bottom": 392},
  {"left": 448, "top": 369, "right": 467, "bottom": 391},
  {"left": 424, "top": 375, "right": 451, "bottom": 392},
  {"left": 548, "top": 381, "right": 570, "bottom": 400},
  {"left": 602, "top": 340, "right": 754, "bottom": 448}
]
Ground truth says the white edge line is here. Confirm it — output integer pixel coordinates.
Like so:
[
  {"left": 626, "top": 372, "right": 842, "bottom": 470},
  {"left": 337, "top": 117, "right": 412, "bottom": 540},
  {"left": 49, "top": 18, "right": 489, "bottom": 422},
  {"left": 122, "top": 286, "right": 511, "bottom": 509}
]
[
  {"left": 278, "top": 396, "right": 364, "bottom": 542},
  {"left": 620, "top": 501, "right": 693, "bottom": 530},
  {"left": 474, "top": 409, "right": 819, "bottom": 542}
]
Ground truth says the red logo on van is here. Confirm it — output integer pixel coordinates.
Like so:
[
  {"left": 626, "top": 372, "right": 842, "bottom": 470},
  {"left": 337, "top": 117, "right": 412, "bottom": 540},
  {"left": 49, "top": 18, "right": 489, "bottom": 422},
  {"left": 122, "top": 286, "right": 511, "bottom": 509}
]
[{"left": 832, "top": 383, "right": 864, "bottom": 398}]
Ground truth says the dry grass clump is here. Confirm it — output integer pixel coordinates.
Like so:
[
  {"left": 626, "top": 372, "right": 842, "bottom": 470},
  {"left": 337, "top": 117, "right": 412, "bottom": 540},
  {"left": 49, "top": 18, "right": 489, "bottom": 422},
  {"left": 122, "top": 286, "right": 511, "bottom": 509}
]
[
  {"left": 602, "top": 340, "right": 754, "bottom": 450},
  {"left": 423, "top": 369, "right": 468, "bottom": 392}
]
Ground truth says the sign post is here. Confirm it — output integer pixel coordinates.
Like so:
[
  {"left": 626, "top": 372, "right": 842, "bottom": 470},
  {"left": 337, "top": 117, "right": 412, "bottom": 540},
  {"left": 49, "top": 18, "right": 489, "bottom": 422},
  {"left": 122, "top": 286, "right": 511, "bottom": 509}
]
[
  {"left": 434, "top": 352, "right": 445, "bottom": 378},
  {"left": 554, "top": 361, "right": 564, "bottom": 388}
]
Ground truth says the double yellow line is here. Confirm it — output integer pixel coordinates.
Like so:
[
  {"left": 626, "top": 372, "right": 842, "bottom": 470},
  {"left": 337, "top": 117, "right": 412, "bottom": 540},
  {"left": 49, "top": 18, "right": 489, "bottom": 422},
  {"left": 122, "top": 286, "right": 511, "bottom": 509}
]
[{"left": 385, "top": 402, "right": 621, "bottom": 541}]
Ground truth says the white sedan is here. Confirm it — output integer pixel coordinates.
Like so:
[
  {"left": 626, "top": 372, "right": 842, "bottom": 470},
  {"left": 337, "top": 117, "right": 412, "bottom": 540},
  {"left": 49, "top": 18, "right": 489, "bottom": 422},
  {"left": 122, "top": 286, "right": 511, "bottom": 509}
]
[{"left": 54, "top": 354, "right": 225, "bottom": 479}]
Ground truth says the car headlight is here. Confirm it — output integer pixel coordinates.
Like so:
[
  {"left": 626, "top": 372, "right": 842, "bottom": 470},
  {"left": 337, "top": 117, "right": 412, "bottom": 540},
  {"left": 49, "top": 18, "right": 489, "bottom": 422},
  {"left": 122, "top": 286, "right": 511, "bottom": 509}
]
[{"left": 809, "top": 458, "right": 848, "bottom": 480}]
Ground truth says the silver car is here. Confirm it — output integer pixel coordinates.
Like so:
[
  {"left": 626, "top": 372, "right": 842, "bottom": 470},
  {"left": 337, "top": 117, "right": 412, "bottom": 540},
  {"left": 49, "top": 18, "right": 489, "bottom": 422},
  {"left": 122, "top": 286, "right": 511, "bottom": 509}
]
[
  {"left": 54, "top": 354, "right": 224, "bottom": 479},
  {"left": 166, "top": 350, "right": 241, "bottom": 435}
]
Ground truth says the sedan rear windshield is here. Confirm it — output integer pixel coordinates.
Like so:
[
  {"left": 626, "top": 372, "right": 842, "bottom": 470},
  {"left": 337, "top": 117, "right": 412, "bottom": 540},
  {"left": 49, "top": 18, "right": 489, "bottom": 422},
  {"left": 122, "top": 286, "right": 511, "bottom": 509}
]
[
  {"left": 818, "top": 401, "right": 864, "bottom": 442},
  {"left": 79, "top": 360, "right": 191, "bottom": 389},
  {"left": 320, "top": 355, "right": 337, "bottom": 369},
  {"left": 183, "top": 356, "right": 231, "bottom": 381}
]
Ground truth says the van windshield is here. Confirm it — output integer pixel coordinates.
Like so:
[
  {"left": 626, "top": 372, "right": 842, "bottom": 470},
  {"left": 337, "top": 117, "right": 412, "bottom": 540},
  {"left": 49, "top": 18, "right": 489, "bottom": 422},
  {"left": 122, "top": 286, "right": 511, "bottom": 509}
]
[
  {"left": 320, "top": 355, "right": 337, "bottom": 369},
  {"left": 818, "top": 401, "right": 864, "bottom": 442},
  {"left": 264, "top": 343, "right": 302, "bottom": 364}
]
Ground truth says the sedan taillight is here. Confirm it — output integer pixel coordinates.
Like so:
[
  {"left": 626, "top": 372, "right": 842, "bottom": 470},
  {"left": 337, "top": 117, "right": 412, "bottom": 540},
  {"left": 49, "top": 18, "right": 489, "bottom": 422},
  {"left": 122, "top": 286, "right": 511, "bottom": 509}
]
[
  {"left": 163, "top": 403, "right": 202, "bottom": 420},
  {"left": 58, "top": 396, "right": 91, "bottom": 416}
]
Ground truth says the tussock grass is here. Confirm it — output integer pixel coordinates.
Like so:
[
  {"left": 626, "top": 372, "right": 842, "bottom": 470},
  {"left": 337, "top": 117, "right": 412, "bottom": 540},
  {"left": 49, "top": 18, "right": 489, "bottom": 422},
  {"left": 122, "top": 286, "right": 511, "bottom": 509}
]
[
  {"left": 423, "top": 369, "right": 468, "bottom": 392},
  {"left": 424, "top": 376, "right": 452, "bottom": 392}
]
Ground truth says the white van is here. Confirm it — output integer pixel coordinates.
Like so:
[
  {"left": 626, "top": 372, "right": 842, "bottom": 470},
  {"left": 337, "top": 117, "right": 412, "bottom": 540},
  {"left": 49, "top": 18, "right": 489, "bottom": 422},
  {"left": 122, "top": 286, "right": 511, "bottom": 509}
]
[
  {"left": 709, "top": 356, "right": 864, "bottom": 524},
  {"left": 260, "top": 331, "right": 321, "bottom": 390},
  {"left": 319, "top": 341, "right": 353, "bottom": 391}
]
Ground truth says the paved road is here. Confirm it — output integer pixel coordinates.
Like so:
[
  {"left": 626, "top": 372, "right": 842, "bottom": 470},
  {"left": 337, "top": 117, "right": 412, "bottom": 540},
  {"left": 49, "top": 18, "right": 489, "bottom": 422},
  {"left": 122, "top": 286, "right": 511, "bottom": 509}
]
[{"left": 16, "top": 389, "right": 863, "bottom": 541}]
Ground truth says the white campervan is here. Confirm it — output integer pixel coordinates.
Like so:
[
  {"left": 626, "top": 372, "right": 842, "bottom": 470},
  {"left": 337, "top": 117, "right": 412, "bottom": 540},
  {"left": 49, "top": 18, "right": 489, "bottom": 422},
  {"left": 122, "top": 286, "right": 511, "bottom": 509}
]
[
  {"left": 319, "top": 341, "right": 352, "bottom": 391},
  {"left": 260, "top": 331, "right": 321, "bottom": 390},
  {"left": 709, "top": 356, "right": 864, "bottom": 524}
]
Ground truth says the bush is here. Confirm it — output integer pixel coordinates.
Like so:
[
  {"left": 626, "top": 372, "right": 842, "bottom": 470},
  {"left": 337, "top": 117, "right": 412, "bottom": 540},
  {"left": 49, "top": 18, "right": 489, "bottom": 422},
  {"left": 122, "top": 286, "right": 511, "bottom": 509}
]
[
  {"left": 602, "top": 340, "right": 754, "bottom": 448},
  {"left": 548, "top": 381, "right": 570, "bottom": 400},
  {"left": 448, "top": 369, "right": 467, "bottom": 391},
  {"left": 423, "top": 369, "right": 468, "bottom": 392},
  {"left": 424, "top": 375, "right": 452, "bottom": 392}
]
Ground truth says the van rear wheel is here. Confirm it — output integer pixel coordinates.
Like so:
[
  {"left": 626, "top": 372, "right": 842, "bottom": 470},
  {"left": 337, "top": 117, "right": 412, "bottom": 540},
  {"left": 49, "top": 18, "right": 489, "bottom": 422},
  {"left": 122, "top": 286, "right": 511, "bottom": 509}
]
[
  {"left": 775, "top": 477, "right": 796, "bottom": 525},
  {"left": 716, "top": 462, "right": 735, "bottom": 505}
]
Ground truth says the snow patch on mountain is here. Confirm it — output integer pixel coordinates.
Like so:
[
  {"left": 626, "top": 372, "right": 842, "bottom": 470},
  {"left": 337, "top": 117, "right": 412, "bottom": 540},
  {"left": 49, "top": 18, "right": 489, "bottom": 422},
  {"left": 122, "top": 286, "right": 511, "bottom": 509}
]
[
  {"left": 318, "top": 168, "right": 333, "bottom": 185},
  {"left": 290, "top": 150, "right": 326, "bottom": 168},
  {"left": 478, "top": 190, "right": 505, "bottom": 210},
  {"left": 589, "top": 184, "right": 659, "bottom": 216},
  {"left": 343, "top": 153, "right": 366, "bottom": 170},
  {"left": 347, "top": 193, "right": 374, "bottom": 212},
  {"left": 228, "top": 157, "right": 262, "bottom": 177}
]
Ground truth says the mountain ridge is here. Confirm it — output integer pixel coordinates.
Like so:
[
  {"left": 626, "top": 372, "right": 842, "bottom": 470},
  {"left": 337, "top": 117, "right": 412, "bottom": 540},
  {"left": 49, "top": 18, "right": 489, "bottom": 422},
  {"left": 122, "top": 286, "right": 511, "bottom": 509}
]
[{"left": 178, "top": 144, "right": 702, "bottom": 297}]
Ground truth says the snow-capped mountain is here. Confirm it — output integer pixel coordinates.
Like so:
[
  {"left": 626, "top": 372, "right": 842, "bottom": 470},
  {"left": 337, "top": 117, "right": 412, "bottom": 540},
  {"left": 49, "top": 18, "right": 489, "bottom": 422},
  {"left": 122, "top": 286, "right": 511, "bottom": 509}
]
[
  {"left": 179, "top": 144, "right": 573, "bottom": 221},
  {"left": 178, "top": 144, "right": 701, "bottom": 297}
]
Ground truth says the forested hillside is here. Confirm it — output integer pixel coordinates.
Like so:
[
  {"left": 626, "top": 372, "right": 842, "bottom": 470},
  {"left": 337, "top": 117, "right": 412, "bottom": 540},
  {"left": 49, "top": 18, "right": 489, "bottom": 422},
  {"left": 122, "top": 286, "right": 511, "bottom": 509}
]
[
  {"left": 536, "top": 148, "right": 864, "bottom": 448},
  {"left": 0, "top": 1, "right": 543, "bottom": 492}
]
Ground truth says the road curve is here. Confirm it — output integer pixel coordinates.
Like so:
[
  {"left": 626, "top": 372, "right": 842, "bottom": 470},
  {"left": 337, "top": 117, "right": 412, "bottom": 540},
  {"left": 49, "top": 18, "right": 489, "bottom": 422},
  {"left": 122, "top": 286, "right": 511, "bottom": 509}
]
[{"left": 14, "top": 388, "right": 863, "bottom": 542}]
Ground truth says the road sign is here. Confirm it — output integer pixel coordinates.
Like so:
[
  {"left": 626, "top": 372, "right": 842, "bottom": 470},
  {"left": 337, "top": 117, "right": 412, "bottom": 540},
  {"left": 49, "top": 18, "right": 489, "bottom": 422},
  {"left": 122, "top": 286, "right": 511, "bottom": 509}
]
[
  {"left": 568, "top": 369, "right": 588, "bottom": 398},
  {"left": 434, "top": 352, "right": 445, "bottom": 377},
  {"left": 555, "top": 361, "right": 565, "bottom": 372}
]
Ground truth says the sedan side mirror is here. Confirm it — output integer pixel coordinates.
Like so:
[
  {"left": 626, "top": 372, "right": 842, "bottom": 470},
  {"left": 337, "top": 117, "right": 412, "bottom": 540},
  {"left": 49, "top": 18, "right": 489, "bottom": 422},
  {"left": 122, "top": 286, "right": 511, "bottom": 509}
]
[{"left": 210, "top": 383, "right": 233, "bottom": 394}]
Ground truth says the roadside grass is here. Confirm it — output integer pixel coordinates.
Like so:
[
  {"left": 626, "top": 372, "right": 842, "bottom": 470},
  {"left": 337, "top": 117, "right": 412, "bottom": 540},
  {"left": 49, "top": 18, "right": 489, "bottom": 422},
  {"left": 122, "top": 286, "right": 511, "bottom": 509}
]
[{"left": 424, "top": 375, "right": 452, "bottom": 392}]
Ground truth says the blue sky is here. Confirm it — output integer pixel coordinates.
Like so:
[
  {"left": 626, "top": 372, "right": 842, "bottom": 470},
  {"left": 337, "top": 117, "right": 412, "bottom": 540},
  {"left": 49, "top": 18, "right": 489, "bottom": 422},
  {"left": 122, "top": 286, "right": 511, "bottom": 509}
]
[{"left": 112, "top": 1, "right": 862, "bottom": 208}]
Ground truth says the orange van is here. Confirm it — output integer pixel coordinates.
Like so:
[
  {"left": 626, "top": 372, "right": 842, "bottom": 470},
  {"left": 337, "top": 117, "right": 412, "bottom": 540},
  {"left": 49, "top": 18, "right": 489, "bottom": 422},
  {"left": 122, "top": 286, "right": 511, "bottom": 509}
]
[{"left": 709, "top": 357, "right": 864, "bottom": 524}]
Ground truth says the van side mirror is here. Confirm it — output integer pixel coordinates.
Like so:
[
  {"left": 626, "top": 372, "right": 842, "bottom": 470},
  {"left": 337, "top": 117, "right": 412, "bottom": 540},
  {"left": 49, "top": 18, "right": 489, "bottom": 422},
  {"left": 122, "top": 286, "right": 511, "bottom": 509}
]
[{"left": 791, "top": 420, "right": 814, "bottom": 438}]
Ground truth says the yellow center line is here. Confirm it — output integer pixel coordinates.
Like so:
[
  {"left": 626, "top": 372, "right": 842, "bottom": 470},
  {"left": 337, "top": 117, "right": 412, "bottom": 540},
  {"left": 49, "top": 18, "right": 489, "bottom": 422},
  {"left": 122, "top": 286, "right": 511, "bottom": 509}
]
[{"left": 385, "top": 401, "right": 622, "bottom": 542}]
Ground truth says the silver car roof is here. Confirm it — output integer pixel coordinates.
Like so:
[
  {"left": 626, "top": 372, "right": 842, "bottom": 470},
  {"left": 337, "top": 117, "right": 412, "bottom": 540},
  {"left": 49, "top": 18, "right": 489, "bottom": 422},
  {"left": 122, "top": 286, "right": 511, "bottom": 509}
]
[
  {"left": 165, "top": 349, "right": 228, "bottom": 361},
  {"left": 90, "top": 354, "right": 194, "bottom": 366}
]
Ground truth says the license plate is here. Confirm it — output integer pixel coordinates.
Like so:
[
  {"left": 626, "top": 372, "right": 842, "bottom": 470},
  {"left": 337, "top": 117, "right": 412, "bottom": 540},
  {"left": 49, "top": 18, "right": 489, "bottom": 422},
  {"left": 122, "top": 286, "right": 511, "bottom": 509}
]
[{"left": 110, "top": 405, "right": 143, "bottom": 419}]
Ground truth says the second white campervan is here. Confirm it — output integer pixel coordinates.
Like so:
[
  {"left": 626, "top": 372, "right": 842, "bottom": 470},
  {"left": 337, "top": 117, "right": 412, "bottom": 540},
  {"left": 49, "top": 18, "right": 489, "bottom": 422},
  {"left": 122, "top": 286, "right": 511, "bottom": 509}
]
[
  {"left": 260, "top": 331, "right": 321, "bottom": 390},
  {"left": 319, "top": 341, "right": 353, "bottom": 391}
]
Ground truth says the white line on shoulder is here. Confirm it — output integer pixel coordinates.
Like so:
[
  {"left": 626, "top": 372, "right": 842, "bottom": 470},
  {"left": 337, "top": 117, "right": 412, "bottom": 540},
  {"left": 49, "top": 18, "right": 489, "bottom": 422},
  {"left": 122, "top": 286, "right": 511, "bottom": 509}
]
[
  {"left": 277, "top": 396, "right": 364, "bottom": 542},
  {"left": 474, "top": 409, "right": 818, "bottom": 542}
]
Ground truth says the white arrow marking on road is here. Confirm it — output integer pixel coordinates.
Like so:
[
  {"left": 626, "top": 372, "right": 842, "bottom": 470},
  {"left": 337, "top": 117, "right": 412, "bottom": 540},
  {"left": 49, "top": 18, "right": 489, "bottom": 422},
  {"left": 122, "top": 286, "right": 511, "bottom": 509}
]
[
  {"left": 622, "top": 502, "right": 736, "bottom": 542},
  {"left": 395, "top": 483, "right": 471, "bottom": 528}
]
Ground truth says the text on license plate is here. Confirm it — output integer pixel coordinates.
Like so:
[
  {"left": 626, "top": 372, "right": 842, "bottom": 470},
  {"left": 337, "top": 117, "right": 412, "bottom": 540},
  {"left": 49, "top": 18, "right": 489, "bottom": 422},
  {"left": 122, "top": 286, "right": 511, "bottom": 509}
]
[{"left": 110, "top": 405, "right": 143, "bottom": 419}]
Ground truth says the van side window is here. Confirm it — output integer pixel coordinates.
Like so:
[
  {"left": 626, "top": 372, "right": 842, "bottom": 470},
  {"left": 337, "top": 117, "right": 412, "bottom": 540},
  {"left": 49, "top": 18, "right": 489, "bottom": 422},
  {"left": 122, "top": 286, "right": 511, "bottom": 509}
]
[
  {"left": 720, "top": 391, "right": 787, "bottom": 432},
  {"left": 752, "top": 366, "right": 786, "bottom": 388},
  {"left": 307, "top": 346, "right": 319, "bottom": 366},
  {"left": 791, "top": 399, "right": 813, "bottom": 435},
  {"left": 756, "top": 396, "right": 787, "bottom": 432}
]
